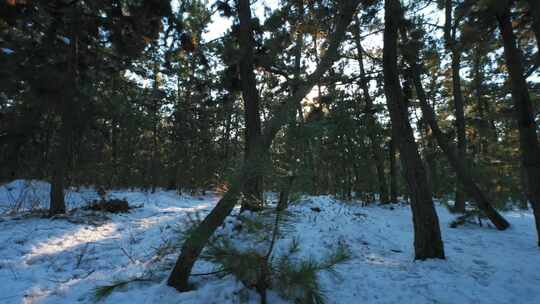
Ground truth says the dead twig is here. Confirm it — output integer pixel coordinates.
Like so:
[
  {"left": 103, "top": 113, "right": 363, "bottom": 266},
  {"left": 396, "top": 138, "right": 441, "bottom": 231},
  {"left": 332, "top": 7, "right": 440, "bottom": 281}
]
[
  {"left": 75, "top": 243, "right": 90, "bottom": 269},
  {"left": 120, "top": 247, "right": 137, "bottom": 264},
  {"left": 46, "top": 269, "right": 96, "bottom": 284}
]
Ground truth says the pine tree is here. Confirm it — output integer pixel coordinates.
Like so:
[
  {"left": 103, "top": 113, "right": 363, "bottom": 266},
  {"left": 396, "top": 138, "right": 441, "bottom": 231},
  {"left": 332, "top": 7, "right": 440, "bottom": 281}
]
[{"left": 383, "top": 0, "right": 444, "bottom": 259}]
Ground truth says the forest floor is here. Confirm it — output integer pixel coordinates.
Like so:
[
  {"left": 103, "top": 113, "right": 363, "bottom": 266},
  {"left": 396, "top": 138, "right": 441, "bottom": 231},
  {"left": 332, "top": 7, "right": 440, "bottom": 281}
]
[{"left": 0, "top": 180, "right": 539, "bottom": 304}]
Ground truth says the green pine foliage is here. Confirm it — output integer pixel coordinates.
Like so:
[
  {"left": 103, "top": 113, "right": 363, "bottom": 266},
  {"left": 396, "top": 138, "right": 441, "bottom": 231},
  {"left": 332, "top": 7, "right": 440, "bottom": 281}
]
[
  {"left": 200, "top": 208, "right": 351, "bottom": 304},
  {"left": 273, "top": 242, "right": 351, "bottom": 304},
  {"left": 204, "top": 236, "right": 351, "bottom": 304},
  {"left": 92, "top": 277, "right": 155, "bottom": 302}
]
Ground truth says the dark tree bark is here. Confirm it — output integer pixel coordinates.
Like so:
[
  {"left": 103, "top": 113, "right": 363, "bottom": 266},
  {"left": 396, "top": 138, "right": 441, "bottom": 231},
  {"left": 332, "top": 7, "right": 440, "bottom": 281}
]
[
  {"left": 399, "top": 23, "right": 510, "bottom": 230},
  {"left": 50, "top": 26, "right": 79, "bottom": 216},
  {"left": 496, "top": 2, "right": 540, "bottom": 245},
  {"left": 237, "top": 0, "right": 264, "bottom": 211},
  {"left": 353, "top": 17, "right": 390, "bottom": 204},
  {"left": 444, "top": 0, "right": 466, "bottom": 213},
  {"left": 166, "top": 0, "right": 362, "bottom": 291},
  {"left": 49, "top": 104, "right": 70, "bottom": 216},
  {"left": 383, "top": 0, "right": 444, "bottom": 260},
  {"left": 450, "top": 49, "right": 467, "bottom": 211}
]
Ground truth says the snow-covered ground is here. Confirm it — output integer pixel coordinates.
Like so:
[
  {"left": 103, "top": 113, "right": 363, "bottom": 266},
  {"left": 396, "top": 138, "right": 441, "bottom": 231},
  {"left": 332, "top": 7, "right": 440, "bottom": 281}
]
[{"left": 0, "top": 180, "right": 539, "bottom": 304}]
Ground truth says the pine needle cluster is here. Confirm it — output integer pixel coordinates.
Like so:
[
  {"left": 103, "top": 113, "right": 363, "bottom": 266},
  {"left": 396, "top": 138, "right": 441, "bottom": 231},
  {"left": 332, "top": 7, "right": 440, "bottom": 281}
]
[{"left": 202, "top": 208, "right": 351, "bottom": 304}]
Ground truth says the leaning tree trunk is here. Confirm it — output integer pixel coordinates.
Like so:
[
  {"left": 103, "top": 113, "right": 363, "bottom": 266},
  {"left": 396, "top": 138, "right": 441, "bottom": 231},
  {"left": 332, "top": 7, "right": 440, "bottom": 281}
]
[
  {"left": 398, "top": 12, "right": 510, "bottom": 230},
  {"left": 496, "top": 3, "right": 540, "bottom": 245},
  {"left": 399, "top": 24, "right": 510, "bottom": 230},
  {"left": 383, "top": 0, "right": 444, "bottom": 260},
  {"left": 166, "top": 0, "right": 362, "bottom": 291},
  {"left": 237, "top": 0, "right": 264, "bottom": 211}
]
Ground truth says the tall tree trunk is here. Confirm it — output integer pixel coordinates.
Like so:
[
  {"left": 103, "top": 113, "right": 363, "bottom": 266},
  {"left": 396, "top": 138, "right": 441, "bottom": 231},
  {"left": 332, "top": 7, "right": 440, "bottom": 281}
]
[
  {"left": 445, "top": 0, "right": 466, "bottom": 212},
  {"left": 496, "top": 2, "right": 540, "bottom": 245},
  {"left": 237, "top": 0, "right": 264, "bottom": 211},
  {"left": 383, "top": 0, "right": 444, "bottom": 260},
  {"left": 49, "top": 104, "right": 70, "bottom": 216},
  {"left": 354, "top": 17, "right": 390, "bottom": 204},
  {"left": 450, "top": 49, "right": 467, "bottom": 212},
  {"left": 50, "top": 26, "right": 78, "bottom": 216},
  {"left": 166, "top": 0, "right": 361, "bottom": 291}
]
